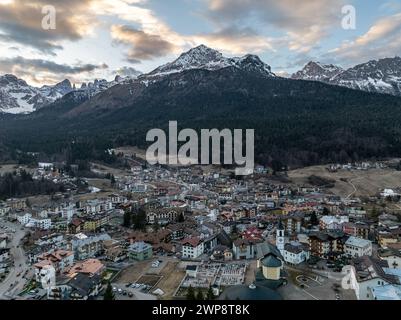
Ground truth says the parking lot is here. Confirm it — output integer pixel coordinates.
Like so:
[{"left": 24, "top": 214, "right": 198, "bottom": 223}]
[
  {"left": 279, "top": 267, "right": 356, "bottom": 300},
  {"left": 109, "top": 283, "right": 157, "bottom": 300}
]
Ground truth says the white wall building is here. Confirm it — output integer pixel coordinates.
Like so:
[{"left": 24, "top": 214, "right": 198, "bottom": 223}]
[
  {"left": 37, "top": 265, "right": 56, "bottom": 290},
  {"left": 181, "top": 238, "right": 204, "bottom": 259},
  {"left": 320, "top": 215, "right": 349, "bottom": 230},
  {"left": 27, "top": 217, "right": 52, "bottom": 230},
  {"left": 62, "top": 205, "right": 76, "bottom": 222},
  {"left": 345, "top": 236, "right": 373, "bottom": 258},
  {"left": 282, "top": 242, "right": 310, "bottom": 265},
  {"left": 17, "top": 212, "right": 32, "bottom": 225},
  {"left": 348, "top": 256, "right": 398, "bottom": 300}
]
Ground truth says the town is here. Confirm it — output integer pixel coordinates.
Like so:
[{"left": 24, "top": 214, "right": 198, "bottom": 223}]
[{"left": 1, "top": 153, "right": 401, "bottom": 301}]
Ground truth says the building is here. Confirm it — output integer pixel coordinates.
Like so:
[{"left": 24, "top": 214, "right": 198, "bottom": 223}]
[
  {"left": 67, "top": 259, "right": 105, "bottom": 278},
  {"left": 68, "top": 218, "right": 83, "bottom": 234},
  {"left": 82, "top": 214, "right": 110, "bottom": 232},
  {"left": 36, "top": 265, "right": 56, "bottom": 290},
  {"left": 343, "top": 222, "right": 370, "bottom": 240},
  {"left": 282, "top": 242, "right": 310, "bottom": 265},
  {"left": 276, "top": 221, "right": 285, "bottom": 255},
  {"left": 348, "top": 256, "right": 401, "bottom": 300},
  {"left": 85, "top": 199, "right": 113, "bottom": 214},
  {"left": 345, "top": 236, "right": 373, "bottom": 258},
  {"left": 0, "top": 248, "right": 10, "bottom": 263},
  {"left": 6, "top": 198, "right": 27, "bottom": 210},
  {"left": 282, "top": 213, "right": 303, "bottom": 235},
  {"left": 128, "top": 241, "right": 153, "bottom": 261},
  {"left": 255, "top": 242, "right": 284, "bottom": 281},
  {"left": 104, "top": 240, "right": 126, "bottom": 262},
  {"left": 146, "top": 207, "right": 185, "bottom": 225},
  {"left": 0, "top": 234, "right": 7, "bottom": 249},
  {"left": 27, "top": 217, "right": 52, "bottom": 230},
  {"left": 68, "top": 273, "right": 103, "bottom": 300},
  {"left": 233, "top": 239, "right": 256, "bottom": 260},
  {"left": 308, "top": 231, "right": 347, "bottom": 259},
  {"left": 69, "top": 233, "right": 111, "bottom": 260},
  {"left": 378, "top": 243, "right": 401, "bottom": 269},
  {"left": 320, "top": 215, "right": 349, "bottom": 231},
  {"left": 210, "top": 245, "right": 233, "bottom": 262},
  {"left": 34, "top": 250, "right": 74, "bottom": 276},
  {"left": 16, "top": 212, "right": 52, "bottom": 230},
  {"left": 181, "top": 238, "right": 204, "bottom": 259},
  {"left": 0, "top": 203, "right": 10, "bottom": 216},
  {"left": 371, "top": 284, "right": 401, "bottom": 300},
  {"left": 16, "top": 212, "right": 32, "bottom": 225}
]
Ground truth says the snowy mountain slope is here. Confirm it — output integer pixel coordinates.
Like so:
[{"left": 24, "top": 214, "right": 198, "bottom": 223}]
[
  {"left": 292, "top": 57, "right": 401, "bottom": 96},
  {"left": 0, "top": 74, "right": 42, "bottom": 114}
]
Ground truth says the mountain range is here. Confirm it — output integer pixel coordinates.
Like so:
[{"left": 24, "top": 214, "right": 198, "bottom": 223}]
[
  {"left": 1, "top": 46, "right": 401, "bottom": 115},
  {"left": 292, "top": 57, "right": 401, "bottom": 96},
  {"left": 1, "top": 45, "right": 401, "bottom": 168},
  {"left": 0, "top": 73, "right": 140, "bottom": 114}
]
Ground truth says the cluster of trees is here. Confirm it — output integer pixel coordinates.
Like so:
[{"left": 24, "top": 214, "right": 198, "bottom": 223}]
[
  {"left": 123, "top": 207, "right": 147, "bottom": 230},
  {"left": 0, "top": 170, "right": 65, "bottom": 200},
  {"left": 186, "top": 286, "right": 215, "bottom": 300}
]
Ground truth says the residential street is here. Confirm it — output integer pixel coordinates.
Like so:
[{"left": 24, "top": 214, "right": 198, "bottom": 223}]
[{"left": 0, "top": 219, "right": 32, "bottom": 300}]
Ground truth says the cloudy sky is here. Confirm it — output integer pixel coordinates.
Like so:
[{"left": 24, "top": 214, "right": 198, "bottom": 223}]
[{"left": 0, "top": 0, "right": 400, "bottom": 86}]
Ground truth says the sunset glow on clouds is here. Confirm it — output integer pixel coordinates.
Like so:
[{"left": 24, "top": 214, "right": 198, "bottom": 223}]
[{"left": 0, "top": 0, "right": 400, "bottom": 86}]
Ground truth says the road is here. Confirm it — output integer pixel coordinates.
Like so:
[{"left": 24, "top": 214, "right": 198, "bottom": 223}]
[
  {"left": 346, "top": 177, "right": 363, "bottom": 199},
  {"left": 0, "top": 219, "right": 32, "bottom": 300}
]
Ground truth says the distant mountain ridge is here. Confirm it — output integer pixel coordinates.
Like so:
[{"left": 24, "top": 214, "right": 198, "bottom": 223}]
[
  {"left": 0, "top": 73, "right": 141, "bottom": 114},
  {"left": 292, "top": 57, "right": 401, "bottom": 96}
]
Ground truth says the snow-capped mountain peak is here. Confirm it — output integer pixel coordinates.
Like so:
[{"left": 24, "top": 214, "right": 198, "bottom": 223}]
[
  {"left": 40, "top": 79, "right": 73, "bottom": 100},
  {"left": 147, "top": 45, "right": 229, "bottom": 77},
  {"left": 146, "top": 44, "right": 275, "bottom": 78}
]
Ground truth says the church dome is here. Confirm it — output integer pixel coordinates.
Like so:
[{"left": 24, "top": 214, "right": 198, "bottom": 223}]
[{"left": 261, "top": 255, "right": 282, "bottom": 268}]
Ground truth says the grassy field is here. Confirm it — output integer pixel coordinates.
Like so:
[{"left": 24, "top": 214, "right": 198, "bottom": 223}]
[{"left": 287, "top": 165, "right": 401, "bottom": 198}]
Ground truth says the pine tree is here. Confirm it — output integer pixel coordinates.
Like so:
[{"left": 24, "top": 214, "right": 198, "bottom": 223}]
[
  {"left": 123, "top": 210, "right": 131, "bottom": 228},
  {"left": 206, "top": 286, "right": 215, "bottom": 300},
  {"left": 310, "top": 211, "right": 319, "bottom": 226},
  {"left": 103, "top": 282, "right": 115, "bottom": 300},
  {"left": 322, "top": 207, "right": 330, "bottom": 215},
  {"left": 196, "top": 288, "right": 204, "bottom": 300},
  {"left": 177, "top": 212, "right": 185, "bottom": 223},
  {"left": 186, "top": 285, "right": 196, "bottom": 300}
]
